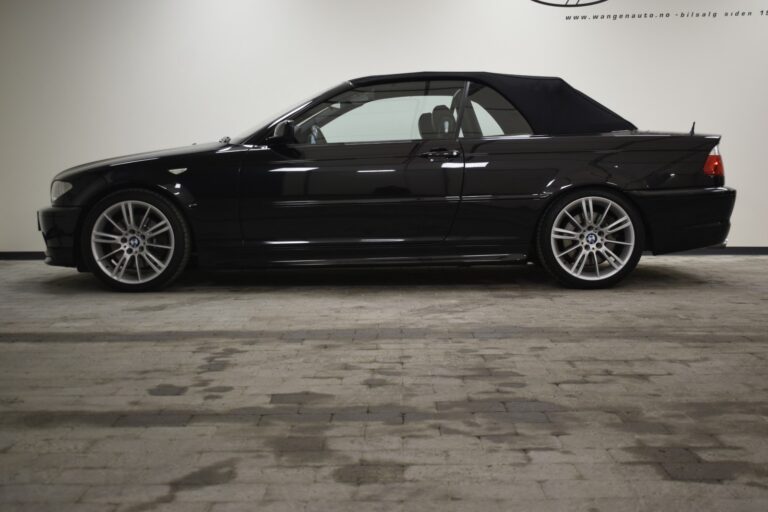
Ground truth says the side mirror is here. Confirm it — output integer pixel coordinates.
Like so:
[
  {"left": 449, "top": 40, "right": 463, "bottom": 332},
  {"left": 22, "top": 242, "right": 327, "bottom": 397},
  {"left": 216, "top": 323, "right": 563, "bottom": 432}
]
[{"left": 267, "top": 120, "right": 296, "bottom": 145}]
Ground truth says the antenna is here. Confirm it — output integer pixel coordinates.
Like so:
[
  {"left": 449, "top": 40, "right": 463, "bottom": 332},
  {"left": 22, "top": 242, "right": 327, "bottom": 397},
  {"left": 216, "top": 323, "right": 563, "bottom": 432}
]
[{"left": 690, "top": 121, "right": 696, "bottom": 136}]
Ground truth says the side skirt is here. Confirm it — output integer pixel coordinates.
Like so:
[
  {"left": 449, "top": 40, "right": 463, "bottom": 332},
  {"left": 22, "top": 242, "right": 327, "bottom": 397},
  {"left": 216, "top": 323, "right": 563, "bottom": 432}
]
[{"left": 264, "top": 252, "right": 528, "bottom": 268}]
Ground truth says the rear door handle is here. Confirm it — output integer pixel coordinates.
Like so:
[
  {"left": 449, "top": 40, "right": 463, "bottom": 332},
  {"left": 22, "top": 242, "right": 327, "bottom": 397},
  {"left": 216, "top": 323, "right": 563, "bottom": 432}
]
[{"left": 418, "top": 149, "right": 460, "bottom": 160}]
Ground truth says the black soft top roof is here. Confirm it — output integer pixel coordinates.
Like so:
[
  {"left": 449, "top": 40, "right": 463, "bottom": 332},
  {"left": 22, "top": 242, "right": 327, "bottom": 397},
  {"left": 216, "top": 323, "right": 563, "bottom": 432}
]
[{"left": 350, "top": 71, "right": 636, "bottom": 136}]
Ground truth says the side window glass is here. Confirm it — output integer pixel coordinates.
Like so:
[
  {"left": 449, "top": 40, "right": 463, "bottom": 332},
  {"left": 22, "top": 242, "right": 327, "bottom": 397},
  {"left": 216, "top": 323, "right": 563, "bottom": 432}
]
[
  {"left": 471, "top": 101, "right": 504, "bottom": 136},
  {"left": 461, "top": 83, "right": 532, "bottom": 138},
  {"left": 291, "top": 81, "right": 465, "bottom": 144}
]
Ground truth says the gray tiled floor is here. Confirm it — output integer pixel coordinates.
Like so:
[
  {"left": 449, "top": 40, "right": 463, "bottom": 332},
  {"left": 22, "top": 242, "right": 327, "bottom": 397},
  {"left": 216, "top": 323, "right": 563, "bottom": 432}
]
[{"left": 0, "top": 256, "right": 767, "bottom": 511}]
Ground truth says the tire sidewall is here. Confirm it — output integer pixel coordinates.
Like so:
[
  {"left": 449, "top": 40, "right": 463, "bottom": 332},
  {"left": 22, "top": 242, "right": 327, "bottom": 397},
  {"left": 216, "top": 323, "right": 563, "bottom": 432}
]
[
  {"left": 537, "top": 188, "right": 645, "bottom": 289},
  {"left": 80, "top": 189, "right": 190, "bottom": 292}
]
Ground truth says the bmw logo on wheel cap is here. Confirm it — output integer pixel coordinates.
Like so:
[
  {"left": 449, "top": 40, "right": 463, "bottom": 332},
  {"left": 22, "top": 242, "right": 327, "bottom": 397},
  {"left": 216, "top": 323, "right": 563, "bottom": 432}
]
[{"left": 531, "top": 0, "right": 608, "bottom": 7}]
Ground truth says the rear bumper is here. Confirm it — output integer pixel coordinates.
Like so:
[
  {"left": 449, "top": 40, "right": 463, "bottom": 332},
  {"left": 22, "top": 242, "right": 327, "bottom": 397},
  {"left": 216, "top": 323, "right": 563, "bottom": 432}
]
[
  {"left": 37, "top": 206, "right": 82, "bottom": 267},
  {"left": 629, "top": 187, "right": 736, "bottom": 255}
]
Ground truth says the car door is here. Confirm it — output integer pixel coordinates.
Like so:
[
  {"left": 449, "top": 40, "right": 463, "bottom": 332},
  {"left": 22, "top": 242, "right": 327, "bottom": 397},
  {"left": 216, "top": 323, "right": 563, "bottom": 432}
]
[
  {"left": 238, "top": 80, "right": 466, "bottom": 260},
  {"left": 452, "top": 81, "right": 558, "bottom": 252}
]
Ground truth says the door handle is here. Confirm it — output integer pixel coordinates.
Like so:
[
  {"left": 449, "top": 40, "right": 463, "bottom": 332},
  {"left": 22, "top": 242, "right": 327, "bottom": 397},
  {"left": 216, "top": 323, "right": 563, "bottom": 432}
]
[{"left": 418, "top": 149, "right": 460, "bottom": 160}]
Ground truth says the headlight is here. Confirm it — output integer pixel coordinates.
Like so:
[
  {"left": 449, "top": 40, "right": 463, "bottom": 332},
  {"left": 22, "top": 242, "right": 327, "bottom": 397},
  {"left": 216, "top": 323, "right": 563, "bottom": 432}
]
[{"left": 51, "top": 180, "right": 73, "bottom": 202}]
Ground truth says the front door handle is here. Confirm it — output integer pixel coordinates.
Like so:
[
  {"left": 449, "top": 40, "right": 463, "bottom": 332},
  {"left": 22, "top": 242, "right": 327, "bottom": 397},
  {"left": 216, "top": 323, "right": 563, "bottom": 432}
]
[{"left": 418, "top": 149, "right": 461, "bottom": 160}]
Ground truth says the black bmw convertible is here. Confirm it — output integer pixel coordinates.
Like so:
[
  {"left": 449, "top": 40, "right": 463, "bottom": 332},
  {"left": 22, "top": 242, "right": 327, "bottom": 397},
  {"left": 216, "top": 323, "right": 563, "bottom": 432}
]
[{"left": 38, "top": 72, "right": 736, "bottom": 291}]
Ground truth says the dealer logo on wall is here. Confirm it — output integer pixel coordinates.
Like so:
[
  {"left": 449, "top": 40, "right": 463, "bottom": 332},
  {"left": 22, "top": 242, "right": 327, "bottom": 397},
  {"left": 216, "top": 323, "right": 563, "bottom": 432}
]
[{"left": 532, "top": 0, "right": 608, "bottom": 6}]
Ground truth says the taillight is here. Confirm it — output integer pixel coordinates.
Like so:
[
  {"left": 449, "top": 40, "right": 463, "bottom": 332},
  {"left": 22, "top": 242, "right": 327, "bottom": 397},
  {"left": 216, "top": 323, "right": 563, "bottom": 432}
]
[{"left": 703, "top": 146, "right": 724, "bottom": 177}]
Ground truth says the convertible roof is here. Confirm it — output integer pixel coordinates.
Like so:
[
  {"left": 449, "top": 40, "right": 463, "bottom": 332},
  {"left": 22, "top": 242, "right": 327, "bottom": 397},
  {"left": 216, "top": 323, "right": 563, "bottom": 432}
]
[{"left": 350, "top": 71, "right": 636, "bottom": 136}]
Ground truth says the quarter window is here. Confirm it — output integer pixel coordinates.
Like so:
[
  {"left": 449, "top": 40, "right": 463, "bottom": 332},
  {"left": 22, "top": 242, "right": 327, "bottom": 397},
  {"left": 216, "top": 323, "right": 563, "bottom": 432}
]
[
  {"left": 461, "top": 83, "right": 532, "bottom": 138},
  {"left": 291, "top": 80, "right": 465, "bottom": 144}
]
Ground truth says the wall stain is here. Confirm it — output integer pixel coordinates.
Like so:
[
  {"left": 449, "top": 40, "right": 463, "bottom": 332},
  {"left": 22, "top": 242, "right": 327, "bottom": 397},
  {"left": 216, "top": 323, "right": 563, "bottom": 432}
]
[
  {"left": 205, "top": 386, "right": 234, "bottom": 393},
  {"left": 363, "top": 378, "right": 391, "bottom": 388},
  {"left": 197, "top": 348, "right": 246, "bottom": 374},
  {"left": 270, "top": 392, "right": 334, "bottom": 405},
  {"left": 147, "top": 384, "right": 188, "bottom": 396},
  {"left": 333, "top": 460, "right": 406, "bottom": 485},
  {"left": 123, "top": 458, "right": 238, "bottom": 512}
]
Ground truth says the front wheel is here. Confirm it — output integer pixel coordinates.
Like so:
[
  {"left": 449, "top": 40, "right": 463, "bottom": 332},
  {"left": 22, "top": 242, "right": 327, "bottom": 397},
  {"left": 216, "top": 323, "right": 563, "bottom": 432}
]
[
  {"left": 537, "top": 189, "right": 644, "bottom": 289},
  {"left": 81, "top": 189, "right": 191, "bottom": 292}
]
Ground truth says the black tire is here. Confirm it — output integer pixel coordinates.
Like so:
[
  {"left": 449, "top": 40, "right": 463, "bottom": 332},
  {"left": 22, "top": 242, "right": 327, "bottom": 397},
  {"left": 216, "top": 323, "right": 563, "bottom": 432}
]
[
  {"left": 536, "top": 188, "right": 645, "bottom": 289},
  {"left": 80, "top": 189, "right": 191, "bottom": 292}
]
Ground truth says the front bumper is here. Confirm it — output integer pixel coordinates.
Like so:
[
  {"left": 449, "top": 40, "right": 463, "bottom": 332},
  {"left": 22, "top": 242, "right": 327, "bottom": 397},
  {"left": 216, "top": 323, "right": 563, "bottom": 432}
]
[
  {"left": 628, "top": 187, "right": 736, "bottom": 255},
  {"left": 37, "top": 206, "right": 82, "bottom": 267}
]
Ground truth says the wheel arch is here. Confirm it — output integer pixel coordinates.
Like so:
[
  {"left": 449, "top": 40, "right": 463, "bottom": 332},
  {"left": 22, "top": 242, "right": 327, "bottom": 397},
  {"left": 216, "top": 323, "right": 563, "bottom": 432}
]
[{"left": 73, "top": 182, "right": 198, "bottom": 270}]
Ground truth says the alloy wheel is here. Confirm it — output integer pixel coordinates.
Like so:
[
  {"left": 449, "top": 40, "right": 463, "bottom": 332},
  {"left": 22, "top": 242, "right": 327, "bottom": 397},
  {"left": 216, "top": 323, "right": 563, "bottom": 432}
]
[
  {"left": 549, "top": 196, "right": 635, "bottom": 281},
  {"left": 90, "top": 200, "right": 175, "bottom": 284}
]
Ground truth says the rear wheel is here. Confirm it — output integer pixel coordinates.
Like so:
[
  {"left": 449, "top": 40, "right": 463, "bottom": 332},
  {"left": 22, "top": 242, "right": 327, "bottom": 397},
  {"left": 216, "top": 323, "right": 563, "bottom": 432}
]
[
  {"left": 537, "top": 189, "right": 644, "bottom": 289},
  {"left": 81, "top": 189, "right": 190, "bottom": 291}
]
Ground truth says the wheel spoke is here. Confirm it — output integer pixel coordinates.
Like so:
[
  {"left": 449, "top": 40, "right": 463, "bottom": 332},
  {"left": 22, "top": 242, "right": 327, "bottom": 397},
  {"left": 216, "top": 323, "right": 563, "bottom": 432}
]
[
  {"left": 564, "top": 210, "right": 584, "bottom": 230},
  {"left": 557, "top": 244, "right": 580, "bottom": 258},
  {"left": 605, "top": 239, "right": 632, "bottom": 246},
  {"left": 121, "top": 202, "right": 134, "bottom": 229},
  {"left": 570, "top": 249, "right": 588, "bottom": 276},
  {"left": 103, "top": 213, "right": 123, "bottom": 232},
  {"left": 581, "top": 198, "right": 595, "bottom": 225},
  {"left": 145, "top": 220, "right": 170, "bottom": 238},
  {"left": 593, "top": 251, "right": 601, "bottom": 278},
  {"left": 600, "top": 246, "right": 624, "bottom": 269},
  {"left": 128, "top": 202, "right": 136, "bottom": 228},
  {"left": 146, "top": 242, "right": 172, "bottom": 250},
  {"left": 597, "top": 203, "right": 612, "bottom": 227},
  {"left": 141, "top": 252, "right": 163, "bottom": 274},
  {"left": 141, "top": 253, "right": 160, "bottom": 274},
  {"left": 604, "top": 216, "right": 631, "bottom": 234},
  {"left": 139, "top": 206, "right": 151, "bottom": 230},
  {"left": 112, "top": 253, "right": 130, "bottom": 279},
  {"left": 604, "top": 245, "right": 624, "bottom": 263},
  {"left": 552, "top": 227, "right": 579, "bottom": 240},
  {"left": 135, "top": 254, "right": 142, "bottom": 281},
  {"left": 93, "top": 231, "right": 121, "bottom": 244},
  {"left": 97, "top": 247, "right": 123, "bottom": 262}
]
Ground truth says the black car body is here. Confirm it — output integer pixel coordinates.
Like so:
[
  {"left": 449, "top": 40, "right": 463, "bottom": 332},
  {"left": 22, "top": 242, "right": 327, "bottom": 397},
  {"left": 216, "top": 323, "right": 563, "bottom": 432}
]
[{"left": 38, "top": 72, "right": 736, "bottom": 290}]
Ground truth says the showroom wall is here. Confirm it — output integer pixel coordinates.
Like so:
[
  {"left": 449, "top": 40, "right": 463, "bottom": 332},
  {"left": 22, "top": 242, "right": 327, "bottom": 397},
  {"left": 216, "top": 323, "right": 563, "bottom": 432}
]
[{"left": 1, "top": 0, "right": 766, "bottom": 251}]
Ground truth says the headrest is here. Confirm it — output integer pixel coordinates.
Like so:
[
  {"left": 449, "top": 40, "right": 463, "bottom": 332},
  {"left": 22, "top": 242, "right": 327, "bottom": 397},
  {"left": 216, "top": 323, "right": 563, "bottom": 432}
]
[
  {"left": 432, "top": 105, "right": 456, "bottom": 138},
  {"left": 418, "top": 113, "right": 436, "bottom": 139}
]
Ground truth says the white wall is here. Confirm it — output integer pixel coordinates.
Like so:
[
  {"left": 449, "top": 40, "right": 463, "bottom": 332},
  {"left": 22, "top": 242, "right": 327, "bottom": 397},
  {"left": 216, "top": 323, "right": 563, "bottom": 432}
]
[{"left": 1, "top": 0, "right": 766, "bottom": 251}]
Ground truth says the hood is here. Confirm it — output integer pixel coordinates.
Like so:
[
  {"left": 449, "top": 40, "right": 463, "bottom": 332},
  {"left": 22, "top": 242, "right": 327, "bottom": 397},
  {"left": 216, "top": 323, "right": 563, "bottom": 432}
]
[{"left": 54, "top": 142, "right": 225, "bottom": 180}]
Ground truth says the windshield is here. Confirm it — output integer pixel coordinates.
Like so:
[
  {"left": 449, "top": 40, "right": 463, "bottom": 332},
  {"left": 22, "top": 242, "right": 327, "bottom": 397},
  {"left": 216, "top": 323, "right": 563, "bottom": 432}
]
[{"left": 230, "top": 83, "right": 347, "bottom": 144}]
